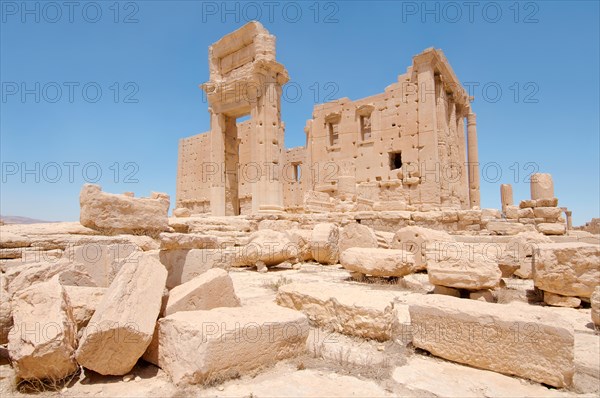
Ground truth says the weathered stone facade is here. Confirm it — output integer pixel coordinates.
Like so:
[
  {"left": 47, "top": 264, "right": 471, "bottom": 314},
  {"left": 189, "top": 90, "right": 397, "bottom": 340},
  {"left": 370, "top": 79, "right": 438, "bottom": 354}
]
[{"left": 176, "top": 22, "right": 479, "bottom": 215}]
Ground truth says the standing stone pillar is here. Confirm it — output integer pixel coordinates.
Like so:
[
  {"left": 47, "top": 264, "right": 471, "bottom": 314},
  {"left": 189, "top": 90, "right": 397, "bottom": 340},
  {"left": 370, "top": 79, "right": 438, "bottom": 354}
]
[
  {"left": 415, "top": 59, "right": 441, "bottom": 205},
  {"left": 565, "top": 210, "right": 572, "bottom": 230},
  {"left": 209, "top": 109, "right": 227, "bottom": 216},
  {"left": 250, "top": 75, "right": 284, "bottom": 213},
  {"left": 467, "top": 112, "right": 480, "bottom": 208},
  {"left": 500, "top": 184, "right": 513, "bottom": 213},
  {"left": 530, "top": 173, "right": 554, "bottom": 200}
]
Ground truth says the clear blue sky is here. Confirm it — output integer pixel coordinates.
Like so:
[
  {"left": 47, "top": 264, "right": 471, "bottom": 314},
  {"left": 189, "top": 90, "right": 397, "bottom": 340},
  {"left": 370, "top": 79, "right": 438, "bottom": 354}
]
[{"left": 1, "top": 1, "right": 598, "bottom": 225}]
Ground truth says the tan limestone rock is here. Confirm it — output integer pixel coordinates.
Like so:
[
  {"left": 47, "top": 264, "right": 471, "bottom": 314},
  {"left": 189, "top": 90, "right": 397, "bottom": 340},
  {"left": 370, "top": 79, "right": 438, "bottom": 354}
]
[
  {"left": 338, "top": 223, "right": 378, "bottom": 253},
  {"left": 409, "top": 295, "right": 574, "bottom": 388},
  {"left": 145, "top": 304, "right": 308, "bottom": 385},
  {"left": 537, "top": 223, "right": 566, "bottom": 235},
  {"left": 339, "top": 247, "right": 419, "bottom": 277},
  {"left": 591, "top": 287, "right": 600, "bottom": 327},
  {"left": 8, "top": 277, "right": 78, "bottom": 381},
  {"left": 533, "top": 242, "right": 600, "bottom": 298},
  {"left": 162, "top": 268, "right": 240, "bottom": 316},
  {"left": 499, "top": 231, "right": 552, "bottom": 279},
  {"left": 543, "top": 291, "right": 581, "bottom": 308},
  {"left": 158, "top": 233, "right": 219, "bottom": 250},
  {"left": 391, "top": 226, "right": 454, "bottom": 269},
  {"left": 75, "top": 252, "right": 167, "bottom": 375},
  {"left": 63, "top": 285, "right": 106, "bottom": 330},
  {"left": 79, "top": 184, "right": 170, "bottom": 234},
  {"left": 311, "top": 223, "right": 340, "bottom": 264},
  {"left": 0, "top": 275, "right": 12, "bottom": 344}
]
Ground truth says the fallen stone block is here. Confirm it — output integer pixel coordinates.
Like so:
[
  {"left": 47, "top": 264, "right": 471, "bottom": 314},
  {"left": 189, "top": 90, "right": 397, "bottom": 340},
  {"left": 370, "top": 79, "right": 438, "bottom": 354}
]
[
  {"left": 5, "top": 260, "right": 71, "bottom": 295},
  {"left": 499, "top": 231, "right": 552, "bottom": 279},
  {"left": 172, "top": 207, "right": 191, "bottom": 218},
  {"left": 285, "top": 229, "right": 313, "bottom": 262},
  {"left": 487, "top": 221, "right": 535, "bottom": 235},
  {"left": 144, "top": 304, "right": 308, "bottom": 385},
  {"left": 338, "top": 223, "right": 378, "bottom": 253},
  {"left": 63, "top": 285, "right": 106, "bottom": 330},
  {"left": 537, "top": 223, "right": 566, "bottom": 235},
  {"left": 433, "top": 285, "right": 461, "bottom": 297},
  {"left": 8, "top": 277, "right": 78, "bottom": 381},
  {"left": 163, "top": 268, "right": 240, "bottom": 316},
  {"left": 592, "top": 287, "right": 600, "bottom": 327},
  {"left": 427, "top": 243, "right": 502, "bottom": 290},
  {"left": 75, "top": 252, "right": 167, "bottom": 375},
  {"left": 311, "top": 223, "right": 339, "bottom": 264},
  {"left": 239, "top": 229, "right": 295, "bottom": 266},
  {"left": 70, "top": 242, "right": 141, "bottom": 287},
  {"left": 409, "top": 295, "right": 575, "bottom": 388},
  {"left": 158, "top": 233, "right": 220, "bottom": 251},
  {"left": 79, "top": 184, "right": 170, "bottom": 234},
  {"left": 533, "top": 242, "right": 600, "bottom": 298},
  {"left": 391, "top": 226, "right": 454, "bottom": 269},
  {"left": 339, "top": 247, "right": 418, "bottom": 277},
  {"left": 276, "top": 282, "right": 410, "bottom": 341},
  {"left": 0, "top": 275, "right": 12, "bottom": 344},
  {"left": 543, "top": 291, "right": 581, "bottom": 308}
]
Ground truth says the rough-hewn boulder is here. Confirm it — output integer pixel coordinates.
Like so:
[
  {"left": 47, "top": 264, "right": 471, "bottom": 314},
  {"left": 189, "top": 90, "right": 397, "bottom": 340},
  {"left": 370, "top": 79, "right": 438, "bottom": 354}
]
[
  {"left": 591, "top": 287, "right": 600, "bottom": 327},
  {"left": 499, "top": 231, "right": 552, "bottom": 279},
  {"left": 340, "top": 248, "right": 418, "bottom": 277},
  {"left": 162, "top": 269, "right": 240, "bottom": 316},
  {"left": 0, "top": 275, "right": 12, "bottom": 344},
  {"left": 338, "top": 223, "right": 378, "bottom": 253},
  {"left": 63, "top": 286, "right": 106, "bottom": 330},
  {"left": 144, "top": 305, "right": 308, "bottom": 385},
  {"left": 79, "top": 184, "right": 170, "bottom": 234},
  {"left": 409, "top": 295, "right": 574, "bottom": 388},
  {"left": 391, "top": 226, "right": 453, "bottom": 268},
  {"left": 311, "top": 223, "right": 339, "bottom": 264},
  {"left": 239, "top": 229, "right": 295, "bottom": 266},
  {"left": 533, "top": 242, "right": 600, "bottom": 298},
  {"left": 427, "top": 243, "right": 502, "bottom": 290},
  {"left": 158, "top": 233, "right": 220, "bottom": 251},
  {"left": 8, "top": 277, "right": 78, "bottom": 380},
  {"left": 75, "top": 251, "right": 167, "bottom": 375}
]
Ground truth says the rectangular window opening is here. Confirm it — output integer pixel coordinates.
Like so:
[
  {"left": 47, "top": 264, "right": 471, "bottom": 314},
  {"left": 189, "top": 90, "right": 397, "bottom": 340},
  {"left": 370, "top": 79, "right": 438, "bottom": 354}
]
[{"left": 389, "top": 151, "right": 403, "bottom": 170}]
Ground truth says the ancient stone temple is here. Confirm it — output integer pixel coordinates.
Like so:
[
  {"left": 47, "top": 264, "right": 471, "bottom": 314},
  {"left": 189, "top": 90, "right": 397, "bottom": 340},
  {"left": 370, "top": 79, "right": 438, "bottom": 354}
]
[{"left": 176, "top": 21, "right": 480, "bottom": 215}]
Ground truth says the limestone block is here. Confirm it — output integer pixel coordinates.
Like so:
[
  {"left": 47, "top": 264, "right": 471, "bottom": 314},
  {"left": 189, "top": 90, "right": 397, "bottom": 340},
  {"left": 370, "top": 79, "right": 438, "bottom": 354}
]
[
  {"left": 409, "top": 295, "right": 574, "bottom": 388},
  {"left": 537, "top": 223, "right": 566, "bottom": 235},
  {"left": 276, "top": 282, "right": 409, "bottom": 341},
  {"left": 531, "top": 173, "right": 554, "bottom": 200},
  {"left": 339, "top": 247, "right": 418, "bottom": 277},
  {"left": 535, "top": 198, "right": 559, "bottom": 207},
  {"left": 433, "top": 285, "right": 460, "bottom": 297},
  {"left": 159, "top": 233, "right": 219, "bottom": 250},
  {"left": 258, "top": 219, "right": 300, "bottom": 232},
  {"left": 173, "top": 208, "right": 191, "bottom": 218},
  {"left": 487, "top": 221, "right": 535, "bottom": 235},
  {"left": 158, "top": 248, "right": 240, "bottom": 289},
  {"left": 505, "top": 205, "right": 519, "bottom": 219},
  {"left": 71, "top": 243, "right": 140, "bottom": 287},
  {"left": 240, "top": 229, "right": 295, "bottom": 266},
  {"left": 163, "top": 269, "right": 240, "bottom": 316},
  {"left": 391, "top": 226, "right": 454, "bottom": 268},
  {"left": 518, "top": 208, "right": 534, "bottom": 219},
  {"left": 591, "top": 287, "right": 600, "bottom": 327},
  {"left": 499, "top": 231, "right": 552, "bottom": 279},
  {"left": 79, "top": 184, "right": 170, "bottom": 234},
  {"left": 533, "top": 242, "right": 599, "bottom": 298},
  {"left": 533, "top": 207, "right": 562, "bottom": 220},
  {"left": 427, "top": 243, "right": 502, "bottom": 290},
  {"left": 0, "top": 275, "right": 12, "bottom": 344},
  {"left": 543, "top": 291, "right": 581, "bottom": 308},
  {"left": 311, "top": 223, "right": 340, "bottom": 264},
  {"left": 285, "top": 229, "right": 313, "bottom": 262},
  {"left": 469, "top": 289, "right": 495, "bottom": 302},
  {"left": 519, "top": 200, "right": 535, "bottom": 209},
  {"left": 481, "top": 208, "right": 501, "bottom": 220},
  {"left": 63, "top": 286, "right": 106, "bottom": 330},
  {"left": 5, "top": 260, "right": 71, "bottom": 295},
  {"left": 338, "top": 223, "right": 378, "bottom": 253},
  {"left": 145, "top": 305, "right": 308, "bottom": 385},
  {"left": 8, "top": 277, "right": 78, "bottom": 380},
  {"left": 75, "top": 252, "right": 167, "bottom": 375}
]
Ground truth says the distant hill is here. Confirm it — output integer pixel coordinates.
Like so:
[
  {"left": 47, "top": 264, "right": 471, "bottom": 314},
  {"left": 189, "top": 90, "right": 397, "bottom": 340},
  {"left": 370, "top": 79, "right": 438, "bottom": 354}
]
[{"left": 0, "top": 215, "right": 57, "bottom": 225}]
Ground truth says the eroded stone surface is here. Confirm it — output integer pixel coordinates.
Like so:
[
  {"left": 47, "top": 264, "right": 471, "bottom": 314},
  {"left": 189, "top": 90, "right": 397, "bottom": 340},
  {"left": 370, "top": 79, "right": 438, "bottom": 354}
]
[
  {"left": 409, "top": 295, "right": 575, "bottom": 388},
  {"left": 339, "top": 247, "right": 418, "bottom": 277}
]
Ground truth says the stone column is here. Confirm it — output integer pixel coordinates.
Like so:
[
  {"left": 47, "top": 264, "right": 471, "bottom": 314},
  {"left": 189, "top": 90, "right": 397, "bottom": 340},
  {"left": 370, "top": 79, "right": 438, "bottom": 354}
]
[
  {"left": 467, "top": 112, "right": 480, "bottom": 208},
  {"left": 565, "top": 210, "right": 572, "bottom": 230},
  {"left": 500, "top": 184, "right": 513, "bottom": 213},
  {"left": 250, "top": 75, "right": 284, "bottom": 213},
  {"left": 209, "top": 110, "right": 226, "bottom": 216},
  {"left": 530, "top": 173, "right": 554, "bottom": 200},
  {"left": 416, "top": 61, "right": 441, "bottom": 205}
]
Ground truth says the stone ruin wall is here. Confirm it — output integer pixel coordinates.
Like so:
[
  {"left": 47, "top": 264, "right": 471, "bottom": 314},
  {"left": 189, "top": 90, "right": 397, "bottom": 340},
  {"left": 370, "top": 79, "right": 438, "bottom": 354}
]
[{"left": 176, "top": 42, "right": 477, "bottom": 215}]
